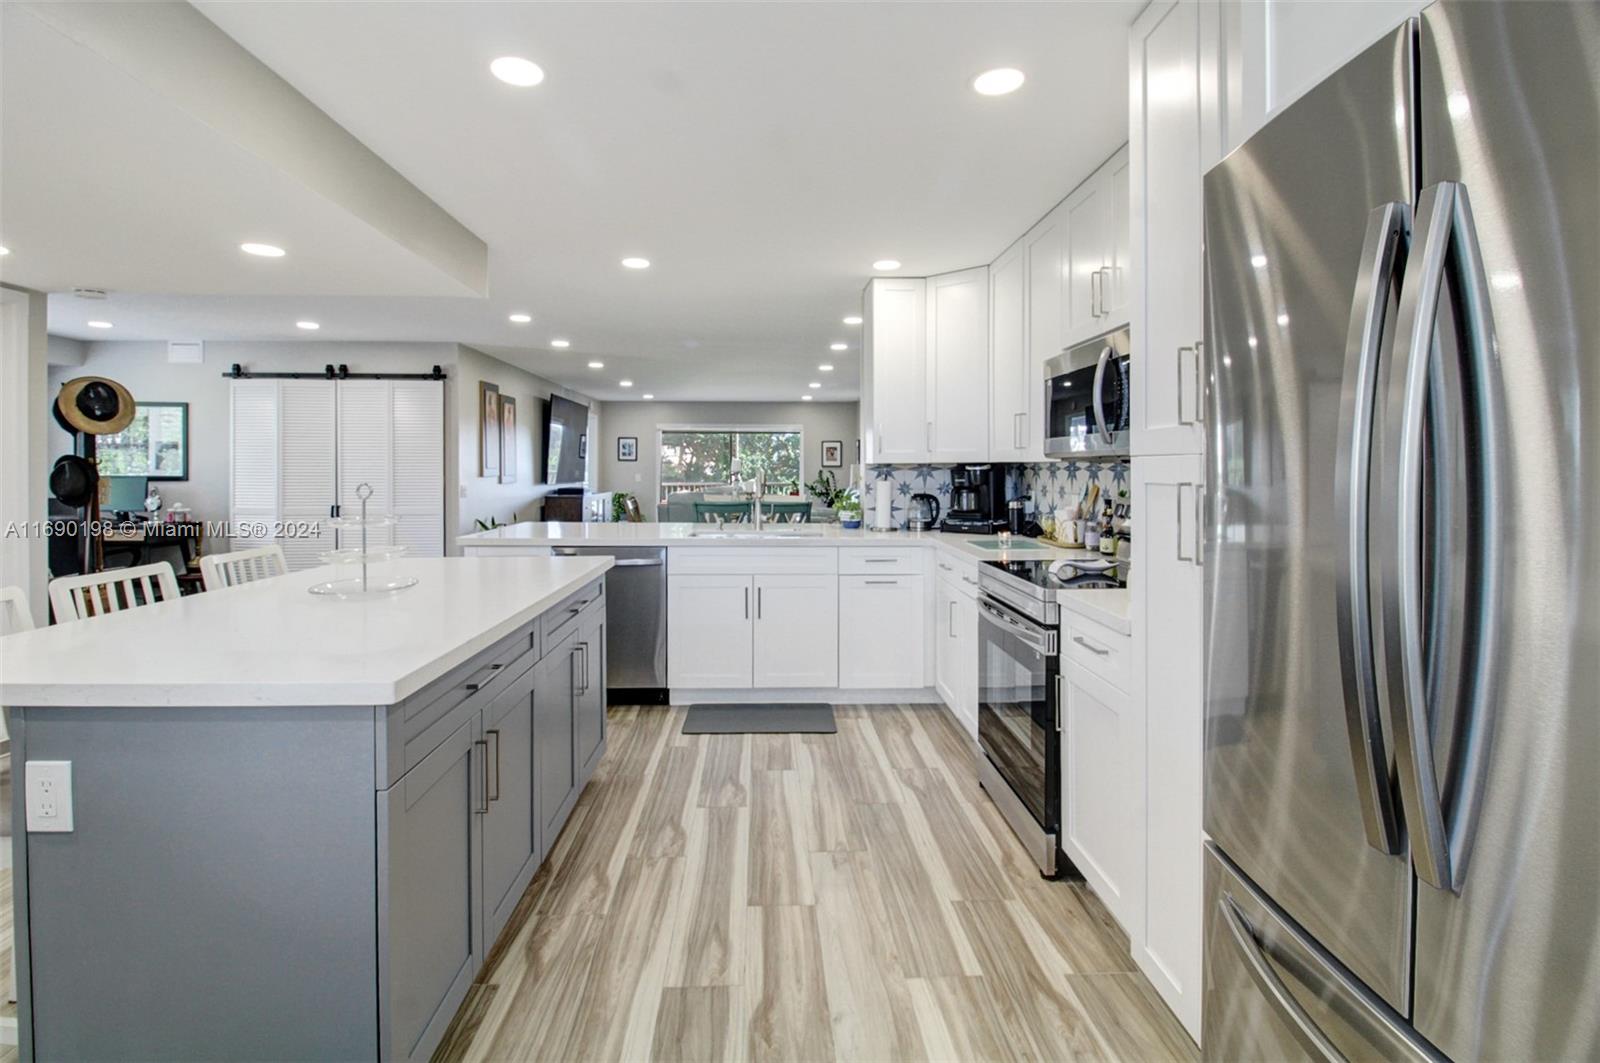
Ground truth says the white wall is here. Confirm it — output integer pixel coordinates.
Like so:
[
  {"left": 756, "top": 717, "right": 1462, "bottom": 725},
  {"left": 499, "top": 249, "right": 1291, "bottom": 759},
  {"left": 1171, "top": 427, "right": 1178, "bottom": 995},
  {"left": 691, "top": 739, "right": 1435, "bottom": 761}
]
[
  {"left": 1, "top": 286, "right": 49, "bottom": 621},
  {"left": 597, "top": 400, "right": 859, "bottom": 510},
  {"left": 454, "top": 345, "right": 598, "bottom": 534},
  {"left": 47, "top": 339, "right": 460, "bottom": 542}
]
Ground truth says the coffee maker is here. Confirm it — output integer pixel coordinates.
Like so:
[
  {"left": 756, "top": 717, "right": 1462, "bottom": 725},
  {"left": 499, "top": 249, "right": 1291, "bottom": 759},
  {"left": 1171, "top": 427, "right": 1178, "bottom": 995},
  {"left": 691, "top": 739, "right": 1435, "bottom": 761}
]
[{"left": 941, "top": 464, "right": 1008, "bottom": 534}]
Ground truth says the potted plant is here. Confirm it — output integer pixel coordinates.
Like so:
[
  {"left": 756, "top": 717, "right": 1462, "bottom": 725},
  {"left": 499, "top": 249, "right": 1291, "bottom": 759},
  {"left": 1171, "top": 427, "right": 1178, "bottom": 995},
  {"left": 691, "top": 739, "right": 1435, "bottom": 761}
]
[
  {"left": 805, "top": 469, "right": 851, "bottom": 522},
  {"left": 836, "top": 496, "right": 863, "bottom": 529}
]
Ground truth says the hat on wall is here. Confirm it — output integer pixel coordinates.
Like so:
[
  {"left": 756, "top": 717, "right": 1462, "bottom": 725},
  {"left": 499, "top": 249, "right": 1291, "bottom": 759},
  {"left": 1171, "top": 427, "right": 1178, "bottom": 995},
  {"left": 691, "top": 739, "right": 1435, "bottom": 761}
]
[
  {"left": 55, "top": 376, "right": 135, "bottom": 435},
  {"left": 49, "top": 454, "right": 100, "bottom": 508}
]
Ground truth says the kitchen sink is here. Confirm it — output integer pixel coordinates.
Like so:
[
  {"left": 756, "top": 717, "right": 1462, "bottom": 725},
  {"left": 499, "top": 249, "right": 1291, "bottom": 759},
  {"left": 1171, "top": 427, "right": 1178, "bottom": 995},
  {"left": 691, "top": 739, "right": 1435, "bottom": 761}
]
[{"left": 689, "top": 528, "right": 826, "bottom": 539}]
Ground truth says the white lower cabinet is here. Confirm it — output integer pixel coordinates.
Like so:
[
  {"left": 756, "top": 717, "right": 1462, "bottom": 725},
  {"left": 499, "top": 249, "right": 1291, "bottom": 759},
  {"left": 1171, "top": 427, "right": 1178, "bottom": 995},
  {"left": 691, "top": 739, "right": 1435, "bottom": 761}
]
[
  {"left": 1131, "top": 453, "right": 1205, "bottom": 1038},
  {"left": 838, "top": 574, "right": 926, "bottom": 689},
  {"left": 1061, "top": 658, "right": 1142, "bottom": 936},
  {"left": 667, "top": 573, "right": 755, "bottom": 688},
  {"left": 753, "top": 574, "right": 838, "bottom": 687},
  {"left": 933, "top": 574, "right": 979, "bottom": 738}
]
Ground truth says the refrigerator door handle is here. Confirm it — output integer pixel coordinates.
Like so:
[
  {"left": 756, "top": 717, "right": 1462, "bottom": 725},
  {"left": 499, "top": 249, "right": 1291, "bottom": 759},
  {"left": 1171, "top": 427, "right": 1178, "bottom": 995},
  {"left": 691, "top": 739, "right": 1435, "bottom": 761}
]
[
  {"left": 1335, "top": 201, "right": 1410, "bottom": 856},
  {"left": 1384, "top": 181, "right": 1504, "bottom": 893},
  {"left": 1219, "top": 894, "right": 1344, "bottom": 1063}
]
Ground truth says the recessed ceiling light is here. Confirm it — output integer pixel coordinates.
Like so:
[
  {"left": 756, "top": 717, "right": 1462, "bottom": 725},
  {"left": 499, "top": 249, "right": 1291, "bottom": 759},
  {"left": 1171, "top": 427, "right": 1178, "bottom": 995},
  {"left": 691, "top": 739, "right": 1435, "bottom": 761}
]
[
  {"left": 973, "top": 68, "right": 1026, "bottom": 97},
  {"left": 621, "top": 257, "right": 651, "bottom": 270},
  {"left": 490, "top": 56, "right": 544, "bottom": 87},
  {"left": 1276, "top": 312, "right": 1290, "bottom": 326},
  {"left": 508, "top": 312, "right": 532, "bottom": 324},
  {"left": 801, "top": 395, "right": 814, "bottom": 402},
  {"left": 587, "top": 361, "right": 604, "bottom": 369},
  {"left": 296, "top": 320, "right": 320, "bottom": 330},
  {"left": 550, "top": 338, "right": 571, "bottom": 348},
  {"left": 808, "top": 382, "right": 822, "bottom": 389},
  {"left": 1250, "top": 254, "right": 1269, "bottom": 269},
  {"left": 642, "top": 393, "right": 654, "bottom": 400},
  {"left": 240, "top": 242, "right": 286, "bottom": 258},
  {"left": 619, "top": 380, "right": 635, "bottom": 388},
  {"left": 830, "top": 342, "right": 848, "bottom": 351},
  {"left": 1248, "top": 335, "right": 1259, "bottom": 348},
  {"left": 87, "top": 320, "right": 113, "bottom": 329},
  {"left": 818, "top": 364, "right": 834, "bottom": 372},
  {"left": 842, "top": 315, "right": 862, "bottom": 325},
  {"left": 1490, "top": 271, "right": 1522, "bottom": 291},
  {"left": 872, "top": 259, "right": 901, "bottom": 272},
  {"left": 0, "top": 246, "right": 10, "bottom": 256}
]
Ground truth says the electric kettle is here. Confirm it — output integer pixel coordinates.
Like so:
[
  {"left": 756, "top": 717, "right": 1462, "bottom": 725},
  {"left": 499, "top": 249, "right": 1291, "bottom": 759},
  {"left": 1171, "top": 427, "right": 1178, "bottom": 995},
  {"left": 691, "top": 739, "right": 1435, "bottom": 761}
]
[{"left": 907, "top": 493, "right": 941, "bottom": 531}]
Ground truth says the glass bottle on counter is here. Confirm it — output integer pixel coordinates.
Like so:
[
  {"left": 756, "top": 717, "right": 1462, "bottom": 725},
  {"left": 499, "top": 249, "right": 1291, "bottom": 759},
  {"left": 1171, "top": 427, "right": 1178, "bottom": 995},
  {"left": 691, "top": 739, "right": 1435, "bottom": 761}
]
[{"left": 1099, "top": 500, "right": 1117, "bottom": 556}]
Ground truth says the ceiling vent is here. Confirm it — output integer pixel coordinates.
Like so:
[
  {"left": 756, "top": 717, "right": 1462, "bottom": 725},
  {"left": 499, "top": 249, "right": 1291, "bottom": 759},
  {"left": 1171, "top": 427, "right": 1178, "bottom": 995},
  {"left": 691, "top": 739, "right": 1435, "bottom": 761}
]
[{"left": 71, "top": 287, "right": 108, "bottom": 300}]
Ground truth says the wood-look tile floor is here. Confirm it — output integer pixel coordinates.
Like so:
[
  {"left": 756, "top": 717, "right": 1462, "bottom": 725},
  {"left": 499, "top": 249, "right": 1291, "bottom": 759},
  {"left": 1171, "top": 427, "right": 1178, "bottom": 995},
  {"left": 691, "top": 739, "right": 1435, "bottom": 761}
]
[{"left": 435, "top": 704, "right": 1197, "bottom": 1063}]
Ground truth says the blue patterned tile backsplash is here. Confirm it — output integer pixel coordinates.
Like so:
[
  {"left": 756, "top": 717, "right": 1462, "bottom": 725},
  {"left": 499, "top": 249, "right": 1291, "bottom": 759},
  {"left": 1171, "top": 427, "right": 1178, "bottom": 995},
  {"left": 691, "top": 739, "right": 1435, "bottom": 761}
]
[{"left": 863, "top": 461, "right": 1129, "bottom": 528}]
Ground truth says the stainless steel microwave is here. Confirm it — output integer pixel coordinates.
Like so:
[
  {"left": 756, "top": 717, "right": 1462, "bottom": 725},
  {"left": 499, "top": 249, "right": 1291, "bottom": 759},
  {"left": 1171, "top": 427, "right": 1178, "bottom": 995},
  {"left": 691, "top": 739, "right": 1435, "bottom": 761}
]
[{"left": 1043, "top": 327, "right": 1130, "bottom": 458}]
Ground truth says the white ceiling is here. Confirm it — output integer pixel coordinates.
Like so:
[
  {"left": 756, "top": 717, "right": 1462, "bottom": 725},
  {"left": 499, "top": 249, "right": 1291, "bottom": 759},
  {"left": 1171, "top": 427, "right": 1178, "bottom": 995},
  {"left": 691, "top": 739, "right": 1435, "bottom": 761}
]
[{"left": 10, "top": 1, "right": 1137, "bottom": 402}]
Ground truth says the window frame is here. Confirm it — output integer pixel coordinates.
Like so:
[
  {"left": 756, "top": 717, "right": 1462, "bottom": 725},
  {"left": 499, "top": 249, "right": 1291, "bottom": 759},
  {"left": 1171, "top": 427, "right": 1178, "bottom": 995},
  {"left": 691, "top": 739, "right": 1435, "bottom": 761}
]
[
  {"left": 655, "top": 423, "right": 805, "bottom": 503},
  {"left": 95, "top": 401, "right": 190, "bottom": 481}
]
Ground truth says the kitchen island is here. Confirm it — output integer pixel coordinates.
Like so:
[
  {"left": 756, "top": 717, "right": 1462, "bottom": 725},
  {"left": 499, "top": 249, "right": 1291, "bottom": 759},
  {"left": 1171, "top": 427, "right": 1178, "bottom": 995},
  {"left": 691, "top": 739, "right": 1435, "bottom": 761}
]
[{"left": 0, "top": 556, "right": 612, "bottom": 1062}]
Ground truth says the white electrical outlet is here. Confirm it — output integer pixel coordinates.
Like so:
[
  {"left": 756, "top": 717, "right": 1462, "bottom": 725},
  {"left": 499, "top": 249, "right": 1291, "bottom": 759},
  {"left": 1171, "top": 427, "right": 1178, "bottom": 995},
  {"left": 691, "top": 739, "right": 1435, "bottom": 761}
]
[{"left": 25, "top": 761, "right": 73, "bottom": 832}]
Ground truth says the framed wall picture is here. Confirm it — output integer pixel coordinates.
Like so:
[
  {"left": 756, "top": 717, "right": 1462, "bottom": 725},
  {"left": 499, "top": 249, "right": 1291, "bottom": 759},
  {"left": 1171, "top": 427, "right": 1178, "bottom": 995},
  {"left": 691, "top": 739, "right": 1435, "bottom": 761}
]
[
  {"left": 479, "top": 381, "right": 500, "bottom": 478},
  {"left": 498, "top": 395, "right": 518, "bottom": 484},
  {"left": 96, "top": 401, "right": 189, "bottom": 480},
  {"left": 617, "top": 436, "right": 638, "bottom": 462},
  {"left": 821, "top": 440, "right": 843, "bottom": 468}
]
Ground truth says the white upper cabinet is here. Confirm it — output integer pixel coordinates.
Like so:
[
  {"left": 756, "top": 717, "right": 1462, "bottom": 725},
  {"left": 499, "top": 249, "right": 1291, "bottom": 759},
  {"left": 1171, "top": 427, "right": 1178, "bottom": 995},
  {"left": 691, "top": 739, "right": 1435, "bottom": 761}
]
[
  {"left": 861, "top": 277, "right": 928, "bottom": 464},
  {"left": 1024, "top": 207, "right": 1067, "bottom": 461},
  {"left": 926, "top": 266, "right": 990, "bottom": 463},
  {"left": 1131, "top": 0, "right": 1205, "bottom": 458},
  {"left": 861, "top": 270, "right": 989, "bottom": 465},
  {"left": 1062, "top": 144, "right": 1133, "bottom": 349},
  {"left": 988, "top": 240, "right": 1028, "bottom": 461}
]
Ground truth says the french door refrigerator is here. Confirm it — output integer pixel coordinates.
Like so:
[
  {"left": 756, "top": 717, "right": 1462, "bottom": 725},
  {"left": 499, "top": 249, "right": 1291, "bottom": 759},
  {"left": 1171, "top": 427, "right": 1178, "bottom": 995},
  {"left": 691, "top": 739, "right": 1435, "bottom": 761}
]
[{"left": 1201, "top": 2, "right": 1599, "bottom": 1060}]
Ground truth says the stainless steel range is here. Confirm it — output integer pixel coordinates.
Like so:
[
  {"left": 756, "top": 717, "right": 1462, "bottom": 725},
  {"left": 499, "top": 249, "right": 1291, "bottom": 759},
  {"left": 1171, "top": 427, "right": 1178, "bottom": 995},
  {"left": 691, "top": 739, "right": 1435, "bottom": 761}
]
[{"left": 975, "top": 558, "right": 1125, "bottom": 877}]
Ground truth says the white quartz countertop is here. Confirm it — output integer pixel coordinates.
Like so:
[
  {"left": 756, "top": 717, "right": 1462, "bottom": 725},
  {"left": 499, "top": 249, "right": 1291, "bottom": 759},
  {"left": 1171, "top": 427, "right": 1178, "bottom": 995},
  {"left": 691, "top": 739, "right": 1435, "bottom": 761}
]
[
  {"left": 460, "top": 522, "right": 1132, "bottom": 634},
  {"left": 0, "top": 556, "right": 612, "bottom": 708}
]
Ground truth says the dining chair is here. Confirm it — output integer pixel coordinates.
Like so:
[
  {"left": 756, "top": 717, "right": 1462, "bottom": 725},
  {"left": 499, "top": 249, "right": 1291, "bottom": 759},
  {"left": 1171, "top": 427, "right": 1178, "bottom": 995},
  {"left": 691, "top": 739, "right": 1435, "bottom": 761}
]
[
  {"left": 0, "top": 586, "right": 33, "bottom": 636},
  {"left": 200, "top": 544, "right": 288, "bottom": 591},
  {"left": 761, "top": 500, "right": 812, "bottom": 523},
  {"left": 693, "top": 500, "right": 753, "bottom": 523},
  {"left": 49, "top": 561, "right": 180, "bottom": 622}
]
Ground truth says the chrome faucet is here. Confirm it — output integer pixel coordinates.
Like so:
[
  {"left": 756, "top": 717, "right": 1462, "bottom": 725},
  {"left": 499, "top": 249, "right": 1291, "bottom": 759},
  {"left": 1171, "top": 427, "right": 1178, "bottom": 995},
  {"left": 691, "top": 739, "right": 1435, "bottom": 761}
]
[{"left": 749, "top": 469, "right": 766, "bottom": 529}]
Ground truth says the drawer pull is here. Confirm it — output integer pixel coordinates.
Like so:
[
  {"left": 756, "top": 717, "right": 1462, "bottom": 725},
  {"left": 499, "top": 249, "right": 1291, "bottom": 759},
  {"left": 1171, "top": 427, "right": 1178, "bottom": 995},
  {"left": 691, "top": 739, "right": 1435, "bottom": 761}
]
[
  {"left": 464, "top": 682, "right": 482, "bottom": 693},
  {"left": 864, "top": 557, "right": 896, "bottom": 564},
  {"left": 1072, "top": 635, "right": 1110, "bottom": 657},
  {"left": 865, "top": 579, "right": 898, "bottom": 586}
]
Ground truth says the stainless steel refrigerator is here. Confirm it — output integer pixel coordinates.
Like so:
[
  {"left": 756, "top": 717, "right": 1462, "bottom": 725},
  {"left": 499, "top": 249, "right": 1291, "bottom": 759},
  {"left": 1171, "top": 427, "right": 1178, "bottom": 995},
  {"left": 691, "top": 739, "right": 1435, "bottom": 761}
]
[{"left": 1202, "top": 2, "right": 1599, "bottom": 1059}]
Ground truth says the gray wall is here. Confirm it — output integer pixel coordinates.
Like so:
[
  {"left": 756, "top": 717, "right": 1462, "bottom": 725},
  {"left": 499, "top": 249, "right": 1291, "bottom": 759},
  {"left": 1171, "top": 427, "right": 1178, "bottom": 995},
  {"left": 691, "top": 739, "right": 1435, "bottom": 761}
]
[
  {"left": 44, "top": 341, "right": 593, "bottom": 553},
  {"left": 454, "top": 344, "right": 597, "bottom": 533},
  {"left": 47, "top": 341, "right": 461, "bottom": 536},
  {"left": 597, "top": 400, "right": 859, "bottom": 509}
]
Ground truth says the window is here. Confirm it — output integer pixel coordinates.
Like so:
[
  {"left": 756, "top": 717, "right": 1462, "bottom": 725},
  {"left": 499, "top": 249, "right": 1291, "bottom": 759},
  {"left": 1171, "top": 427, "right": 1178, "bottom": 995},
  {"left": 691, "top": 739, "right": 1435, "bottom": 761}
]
[
  {"left": 96, "top": 402, "right": 189, "bottom": 480},
  {"left": 659, "top": 427, "right": 801, "bottom": 503}
]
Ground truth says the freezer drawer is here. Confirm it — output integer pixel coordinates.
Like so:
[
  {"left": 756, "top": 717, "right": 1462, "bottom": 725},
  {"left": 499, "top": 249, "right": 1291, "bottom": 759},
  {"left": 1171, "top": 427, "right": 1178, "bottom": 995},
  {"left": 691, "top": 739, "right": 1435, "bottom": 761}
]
[{"left": 1203, "top": 844, "right": 1442, "bottom": 1063}]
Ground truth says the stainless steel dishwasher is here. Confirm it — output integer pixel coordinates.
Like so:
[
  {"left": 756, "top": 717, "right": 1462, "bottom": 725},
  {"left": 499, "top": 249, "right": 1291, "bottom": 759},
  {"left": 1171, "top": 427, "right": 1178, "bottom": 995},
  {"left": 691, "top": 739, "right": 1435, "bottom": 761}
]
[{"left": 550, "top": 546, "right": 667, "bottom": 702}]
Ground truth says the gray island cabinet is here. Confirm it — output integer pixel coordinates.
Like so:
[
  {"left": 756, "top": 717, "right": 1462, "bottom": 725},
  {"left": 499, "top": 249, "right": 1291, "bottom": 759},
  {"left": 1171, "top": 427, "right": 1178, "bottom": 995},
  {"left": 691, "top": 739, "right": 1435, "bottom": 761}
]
[{"left": 0, "top": 557, "right": 611, "bottom": 1062}]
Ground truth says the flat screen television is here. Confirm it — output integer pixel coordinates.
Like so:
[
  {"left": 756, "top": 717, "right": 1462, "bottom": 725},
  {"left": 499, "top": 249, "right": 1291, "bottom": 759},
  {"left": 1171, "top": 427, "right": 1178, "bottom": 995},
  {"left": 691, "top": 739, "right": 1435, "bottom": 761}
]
[{"left": 543, "top": 394, "right": 590, "bottom": 489}]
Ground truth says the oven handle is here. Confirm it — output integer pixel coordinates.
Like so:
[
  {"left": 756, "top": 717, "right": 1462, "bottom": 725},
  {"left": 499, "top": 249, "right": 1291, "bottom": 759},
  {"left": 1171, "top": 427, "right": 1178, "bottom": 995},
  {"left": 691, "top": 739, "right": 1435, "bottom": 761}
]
[
  {"left": 1092, "top": 344, "right": 1114, "bottom": 446},
  {"left": 979, "top": 597, "right": 1056, "bottom": 656}
]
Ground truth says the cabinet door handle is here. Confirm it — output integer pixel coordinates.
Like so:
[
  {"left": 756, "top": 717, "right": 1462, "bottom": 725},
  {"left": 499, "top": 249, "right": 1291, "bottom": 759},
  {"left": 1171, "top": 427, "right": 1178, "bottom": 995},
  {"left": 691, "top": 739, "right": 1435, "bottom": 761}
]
[
  {"left": 474, "top": 739, "right": 490, "bottom": 814},
  {"left": 1071, "top": 634, "right": 1110, "bottom": 656},
  {"left": 925, "top": 420, "right": 933, "bottom": 452},
  {"left": 1194, "top": 483, "right": 1205, "bottom": 568},
  {"left": 744, "top": 586, "right": 750, "bottom": 619},
  {"left": 1090, "top": 269, "right": 1102, "bottom": 317},
  {"left": 1194, "top": 339, "right": 1207, "bottom": 424},
  {"left": 577, "top": 643, "right": 590, "bottom": 694},
  {"left": 949, "top": 599, "right": 958, "bottom": 637},
  {"left": 1176, "top": 346, "right": 1198, "bottom": 425},
  {"left": 756, "top": 586, "right": 763, "bottom": 620},
  {"left": 1176, "top": 482, "right": 1194, "bottom": 563},
  {"left": 486, "top": 728, "right": 501, "bottom": 801}
]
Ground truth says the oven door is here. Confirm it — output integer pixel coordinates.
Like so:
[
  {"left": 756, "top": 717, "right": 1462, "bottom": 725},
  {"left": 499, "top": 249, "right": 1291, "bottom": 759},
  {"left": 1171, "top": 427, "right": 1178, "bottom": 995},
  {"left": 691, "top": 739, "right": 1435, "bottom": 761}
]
[
  {"left": 1043, "top": 347, "right": 1130, "bottom": 457},
  {"left": 976, "top": 595, "right": 1060, "bottom": 833}
]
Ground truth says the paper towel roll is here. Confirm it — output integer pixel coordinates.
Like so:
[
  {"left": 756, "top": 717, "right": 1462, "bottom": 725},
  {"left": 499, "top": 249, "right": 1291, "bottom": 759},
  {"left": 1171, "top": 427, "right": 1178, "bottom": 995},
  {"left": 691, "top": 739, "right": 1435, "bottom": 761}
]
[{"left": 872, "top": 479, "right": 895, "bottom": 530}]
